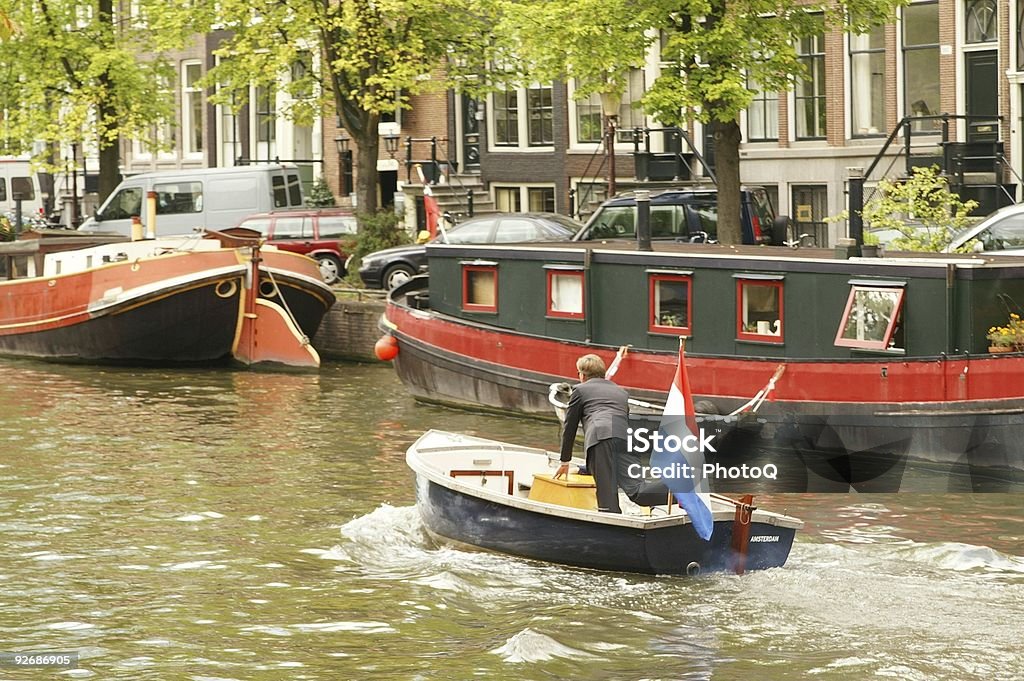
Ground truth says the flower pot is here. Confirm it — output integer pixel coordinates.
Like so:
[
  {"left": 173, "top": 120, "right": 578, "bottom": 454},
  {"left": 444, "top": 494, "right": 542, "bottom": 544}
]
[
  {"left": 861, "top": 244, "right": 879, "bottom": 257},
  {"left": 989, "top": 345, "right": 1014, "bottom": 353}
]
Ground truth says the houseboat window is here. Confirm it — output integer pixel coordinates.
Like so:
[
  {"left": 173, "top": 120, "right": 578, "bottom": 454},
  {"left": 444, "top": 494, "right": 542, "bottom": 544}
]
[
  {"left": 154, "top": 182, "right": 203, "bottom": 214},
  {"left": 650, "top": 274, "right": 692, "bottom": 334},
  {"left": 737, "top": 279, "right": 783, "bottom": 342},
  {"left": 835, "top": 286, "right": 905, "bottom": 350},
  {"left": 547, "top": 270, "right": 584, "bottom": 318},
  {"left": 462, "top": 265, "right": 498, "bottom": 312}
]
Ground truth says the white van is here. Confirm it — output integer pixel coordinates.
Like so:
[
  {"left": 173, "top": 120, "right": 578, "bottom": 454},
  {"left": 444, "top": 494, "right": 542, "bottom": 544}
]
[
  {"left": 79, "top": 164, "right": 305, "bottom": 236},
  {"left": 0, "top": 159, "right": 45, "bottom": 216}
]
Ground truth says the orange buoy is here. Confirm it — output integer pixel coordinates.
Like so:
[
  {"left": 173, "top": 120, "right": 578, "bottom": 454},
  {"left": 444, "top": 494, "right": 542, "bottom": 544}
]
[{"left": 374, "top": 335, "right": 399, "bottom": 361}]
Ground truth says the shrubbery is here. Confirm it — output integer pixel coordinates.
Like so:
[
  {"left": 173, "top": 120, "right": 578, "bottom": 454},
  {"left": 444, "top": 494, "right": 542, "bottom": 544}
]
[{"left": 341, "top": 210, "right": 411, "bottom": 287}]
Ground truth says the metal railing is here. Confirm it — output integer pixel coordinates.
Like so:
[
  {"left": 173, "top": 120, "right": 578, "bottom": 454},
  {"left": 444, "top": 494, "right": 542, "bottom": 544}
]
[{"left": 847, "top": 113, "right": 1006, "bottom": 244}]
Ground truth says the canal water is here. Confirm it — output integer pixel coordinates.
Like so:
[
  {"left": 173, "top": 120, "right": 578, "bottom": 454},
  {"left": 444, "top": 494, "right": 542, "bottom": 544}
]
[{"left": 1, "top": 359, "right": 1022, "bottom": 680}]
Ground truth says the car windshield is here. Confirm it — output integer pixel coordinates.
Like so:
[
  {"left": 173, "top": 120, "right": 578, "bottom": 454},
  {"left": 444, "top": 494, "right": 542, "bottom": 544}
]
[{"left": 544, "top": 214, "right": 584, "bottom": 234}]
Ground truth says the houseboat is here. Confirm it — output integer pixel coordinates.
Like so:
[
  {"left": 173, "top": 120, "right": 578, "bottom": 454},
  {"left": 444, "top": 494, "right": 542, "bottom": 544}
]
[
  {"left": 0, "top": 228, "right": 334, "bottom": 368},
  {"left": 383, "top": 241, "right": 1024, "bottom": 474}
]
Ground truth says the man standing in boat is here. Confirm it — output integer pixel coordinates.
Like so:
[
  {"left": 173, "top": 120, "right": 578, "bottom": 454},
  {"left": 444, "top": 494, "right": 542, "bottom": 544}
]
[{"left": 555, "top": 353, "right": 668, "bottom": 512}]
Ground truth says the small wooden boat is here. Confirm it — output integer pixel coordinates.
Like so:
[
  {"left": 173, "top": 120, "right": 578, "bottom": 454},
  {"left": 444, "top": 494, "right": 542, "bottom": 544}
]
[{"left": 407, "top": 430, "right": 803, "bottom": 575}]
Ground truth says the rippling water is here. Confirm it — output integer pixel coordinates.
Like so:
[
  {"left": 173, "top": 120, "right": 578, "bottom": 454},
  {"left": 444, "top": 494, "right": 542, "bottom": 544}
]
[{"left": 0, "top": 360, "right": 1021, "bottom": 680}]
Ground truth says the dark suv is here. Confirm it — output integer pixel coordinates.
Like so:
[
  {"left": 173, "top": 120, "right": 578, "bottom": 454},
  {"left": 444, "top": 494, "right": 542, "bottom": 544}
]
[{"left": 574, "top": 186, "right": 785, "bottom": 245}]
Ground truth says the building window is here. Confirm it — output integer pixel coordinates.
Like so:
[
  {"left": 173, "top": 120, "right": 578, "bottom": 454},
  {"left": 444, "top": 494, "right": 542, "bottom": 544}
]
[
  {"left": 156, "top": 75, "right": 176, "bottom": 159},
  {"left": 216, "top": 57, "right": 240, "bottom": 167},
  {"left": 528, "top": 187, "right": 555, "bottom": 212},
  {"left": 494, "top": 185, "right": 556, "bottom": 213},
  {"left": 462, "top": 264, "right": 498, "bottom": 312},
  {"left": 835, "top": 285, "right": 905, "bottom": 350},
  {"left": 254, "top": 85, "right": 276, "bottom": 159},
  {"left": 573, "top": 69, "right": 646, "bottom": 144},
  {"left": 182, "top": 61, "right": 203, "bottom": 157},
  {"left": 490, "top": 85, "right": 554, "bottom": 149},
  {"left": 495, "top": 186, "right": 520, "bottom": 211},
  {"left": 527, "top": 86, "right": 553, "bottom": 146},
  {"left": 850, "top": 26, "right": 886, "bottom": 136},
  {"left": 795, "top": 16, "right": 826, "bottom": 140},
  {"left": 1018, "top": 2, "right": 1024, "bottom": 71},
  {"left": 736, "top": 278, "right": 783, "bottom": 342},
  {"left": 966, "top": 0, "right": 997, "bottom": 43},
  {"left": 493, "top": 89, "right": 519, "bottom": 146},
  {"left": 746, "top": 77, "right": 778, "bottom": 141},
  {"left": 546, "top": 268, "right": 584, "bottom": 319},
  {"left": 649, "top": 273, "right": 692, "bottom": 335},
  {"left": 903, "top": 2, "right": 939, "bottom": 131}
]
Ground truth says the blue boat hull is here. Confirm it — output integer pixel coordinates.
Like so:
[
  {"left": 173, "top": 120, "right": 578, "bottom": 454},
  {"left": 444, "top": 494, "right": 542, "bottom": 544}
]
[{"left": 415, "top": 474, "right": 798, "bottom": 575}]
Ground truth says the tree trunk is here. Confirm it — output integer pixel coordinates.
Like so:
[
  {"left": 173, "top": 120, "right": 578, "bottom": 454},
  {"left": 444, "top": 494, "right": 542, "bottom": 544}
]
[
  {"left": 97, "top": 131, "right": 120, "bottom": 204},
  {"left": 353, "top": 128, "right": 381, "bottom": 215},
  {"left": 711, "top": 119, "right": 743, "bottom": 245},
  {"left": 96, "top": 0, "right": 118, "bottom": 204}
]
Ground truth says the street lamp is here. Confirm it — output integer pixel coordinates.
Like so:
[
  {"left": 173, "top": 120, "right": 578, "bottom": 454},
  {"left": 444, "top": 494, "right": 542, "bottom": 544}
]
[
  {"left": 335, "top": 130, "right": 352, "bottom": 196},
  {"left": 600, "top": 91, "right": 622, "bottom": 198},
  {"left": 384, "top": 133, "right": 400, "bottom": 158}
]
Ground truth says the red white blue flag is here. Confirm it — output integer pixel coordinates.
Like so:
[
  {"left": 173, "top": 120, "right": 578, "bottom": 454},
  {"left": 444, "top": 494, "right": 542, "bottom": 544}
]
[{"left": 651, "top": 345, "right": 714, "bottom": 540}]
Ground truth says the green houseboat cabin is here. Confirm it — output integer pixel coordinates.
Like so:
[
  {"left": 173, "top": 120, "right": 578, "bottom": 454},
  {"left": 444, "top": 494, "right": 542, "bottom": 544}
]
[{"left": 384, "top": 241, "right": 1024, "bottom": 472}]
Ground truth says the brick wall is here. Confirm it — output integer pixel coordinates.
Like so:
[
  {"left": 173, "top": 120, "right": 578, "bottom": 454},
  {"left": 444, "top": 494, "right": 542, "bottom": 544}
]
[{"left": 312, "top": 298, "right": 388, "bottom": 361}]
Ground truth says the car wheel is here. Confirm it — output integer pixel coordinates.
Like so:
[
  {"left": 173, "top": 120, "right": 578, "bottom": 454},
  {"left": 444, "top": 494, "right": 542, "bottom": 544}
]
[
  {"left": 315, "top": 254, "right": 343, "bottom": 285},
  {"left": 383, "top": 263, "right": 415, "bottom": 289}
]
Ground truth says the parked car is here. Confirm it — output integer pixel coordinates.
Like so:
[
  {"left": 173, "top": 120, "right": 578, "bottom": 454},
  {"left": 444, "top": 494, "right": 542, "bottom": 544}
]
[
  {"left": 947, "top": 203, "right": 1024, "bottom": 254},
  {"left": 574, "top": 186, "right": 786, "bottom": 245},
  {"left": 237, "top": 208, "right": 358, "bottom": 284},
  {"left": 358, "top": 212, "right": 583, "bottom": 289}
]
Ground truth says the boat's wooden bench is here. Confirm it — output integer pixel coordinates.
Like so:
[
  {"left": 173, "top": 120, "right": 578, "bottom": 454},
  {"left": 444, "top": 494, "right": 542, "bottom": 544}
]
[{"left": 449, "top": 469, "right": 515, "bottom": 495}]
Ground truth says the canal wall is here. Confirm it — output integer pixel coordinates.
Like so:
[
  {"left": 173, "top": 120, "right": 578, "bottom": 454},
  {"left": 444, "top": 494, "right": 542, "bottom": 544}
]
[{"left": 312, "top": 292, "right": 387, "bottom": 362}]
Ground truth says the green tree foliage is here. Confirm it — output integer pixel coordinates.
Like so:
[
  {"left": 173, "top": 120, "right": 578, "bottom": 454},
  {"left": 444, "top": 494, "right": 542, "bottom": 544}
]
[
  {"left": 207, "top": 0, "right": 499, "bottom": 215},
  {"left": 497, "top": 0, "right": 906, "bottom": 244},
  {"left": 0, "top": 0, "right": 207, "bottom": 199},
  {"left": 307, "top": 177, "right": 337, "bottom": 208},
  {"left": 861, "top": 166, "right": 978, "bottom": 252},
  {"left": 342, "top": 209, "right": 410, "bottom": 286}
]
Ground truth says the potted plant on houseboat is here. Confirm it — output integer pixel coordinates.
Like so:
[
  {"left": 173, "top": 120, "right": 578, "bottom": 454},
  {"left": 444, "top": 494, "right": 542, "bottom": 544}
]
[
  {"left": 987, "top": 313, "right": 1024, "bottom": 353},
  {"left": 861, "top": 231, "right": 881, "bottom": 257}
]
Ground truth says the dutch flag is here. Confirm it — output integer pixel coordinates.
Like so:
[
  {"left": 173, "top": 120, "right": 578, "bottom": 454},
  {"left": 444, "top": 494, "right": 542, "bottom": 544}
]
[{"left": 650, "top": 345, "right": 715, "bottom": 541}]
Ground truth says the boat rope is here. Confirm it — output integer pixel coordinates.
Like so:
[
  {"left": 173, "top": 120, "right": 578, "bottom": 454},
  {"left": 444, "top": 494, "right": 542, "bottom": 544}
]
[
  {"left": 727, "top": 364, "right": 786, "bottom": 416},
  {"left": 265, "top": 268, "right": 310, "bottom": 346}
]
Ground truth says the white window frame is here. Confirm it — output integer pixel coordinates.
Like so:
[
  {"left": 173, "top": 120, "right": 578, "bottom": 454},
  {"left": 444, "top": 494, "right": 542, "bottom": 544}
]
[
  {"left": 182, "top": 60, "right": 204, "bottom": 159},
  {"left": 492, "top": 183, "right": 557, "bottom": 213},
  {"left": 487, "top": 84, "right": 554, "bottom": 152},
  {"left": 566, "top": 70, "right": 647, "bottom": 151}
]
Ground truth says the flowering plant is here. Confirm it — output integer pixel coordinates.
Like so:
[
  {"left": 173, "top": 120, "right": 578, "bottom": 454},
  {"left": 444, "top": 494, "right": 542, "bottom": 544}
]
[{"left": 986, "top": 313, "right": 1024, "bottom": 349}]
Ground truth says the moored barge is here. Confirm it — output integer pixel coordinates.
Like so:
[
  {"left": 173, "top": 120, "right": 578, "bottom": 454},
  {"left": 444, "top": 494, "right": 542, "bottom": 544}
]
[
  {"left": 0, "top": 229, "right": 334, "bottom": 368},
  {"left": 384, "top": 241, "right": 1024, "bottom": 473}
]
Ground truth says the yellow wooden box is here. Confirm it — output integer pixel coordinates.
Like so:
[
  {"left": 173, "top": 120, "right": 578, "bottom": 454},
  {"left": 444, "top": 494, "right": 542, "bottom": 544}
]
[{"left": 529, "top": 473, "right": 598, "bottom": 510}]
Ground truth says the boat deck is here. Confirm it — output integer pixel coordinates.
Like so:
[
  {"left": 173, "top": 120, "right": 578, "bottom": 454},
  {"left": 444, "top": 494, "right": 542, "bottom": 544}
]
[{"left": 432, "top": 239, "right": 1024, "bottom": 268}]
